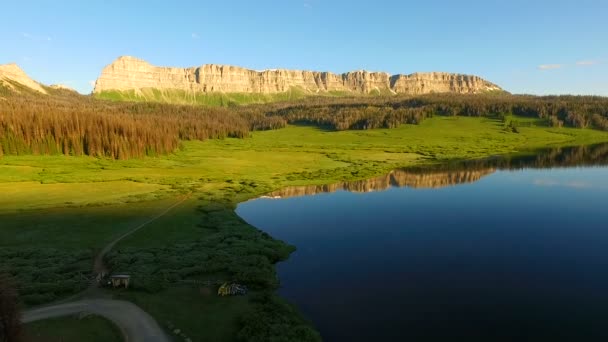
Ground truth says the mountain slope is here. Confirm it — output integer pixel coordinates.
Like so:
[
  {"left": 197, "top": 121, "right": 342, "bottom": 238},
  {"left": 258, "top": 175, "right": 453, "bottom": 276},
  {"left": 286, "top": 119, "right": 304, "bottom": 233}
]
[{"left": 0, "top": 63, "right": 47, "bottom": 94}]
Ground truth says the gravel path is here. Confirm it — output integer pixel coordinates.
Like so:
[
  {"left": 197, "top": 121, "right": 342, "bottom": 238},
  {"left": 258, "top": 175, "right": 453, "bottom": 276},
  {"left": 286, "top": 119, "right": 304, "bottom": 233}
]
[{"left": 23, "top": 299, "right": 169, "bottom": 342}]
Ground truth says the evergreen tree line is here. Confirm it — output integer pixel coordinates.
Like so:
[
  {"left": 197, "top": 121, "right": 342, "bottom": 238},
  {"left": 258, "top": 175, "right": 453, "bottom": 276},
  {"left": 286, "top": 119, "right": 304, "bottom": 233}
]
[
  {"left": 2, "top": 89, "right": 608, "bottom": 160},
  {"left": 0, "top": 90, "right": 284, "bottom": 159},
  {"left": 264, "top": 94, "right": 608, "bottom": 131},
  {"left": 406, "top": 143, "right": 608, "bottom": 174}
]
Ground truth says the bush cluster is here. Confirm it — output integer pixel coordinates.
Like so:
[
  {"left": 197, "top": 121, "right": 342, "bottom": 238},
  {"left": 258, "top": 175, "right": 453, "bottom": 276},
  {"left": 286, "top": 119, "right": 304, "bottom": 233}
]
[
  {"left": 105, "top": 206, "right": 294, "bottom": 292},
  {"left": 237, "top": 292, "right": 321, "bottom": 342},
  {"left": 0, "top": 248, "right": 91, "bottom": 305}
]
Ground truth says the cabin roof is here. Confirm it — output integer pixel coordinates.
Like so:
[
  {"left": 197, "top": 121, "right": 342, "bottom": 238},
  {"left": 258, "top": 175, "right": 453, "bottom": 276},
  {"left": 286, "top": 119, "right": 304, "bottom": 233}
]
[{"left": 110, "top": 274, "right": 131, "bottom": 279}]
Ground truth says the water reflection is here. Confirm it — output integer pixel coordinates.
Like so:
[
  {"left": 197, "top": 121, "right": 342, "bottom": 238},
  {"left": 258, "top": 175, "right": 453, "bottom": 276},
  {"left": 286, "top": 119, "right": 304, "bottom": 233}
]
[
  {"left": 267, "top": 143, "right": 608, "bottom": 198},
  {"left": 237, "top": 143, "right": 608, "bottom": 341}
]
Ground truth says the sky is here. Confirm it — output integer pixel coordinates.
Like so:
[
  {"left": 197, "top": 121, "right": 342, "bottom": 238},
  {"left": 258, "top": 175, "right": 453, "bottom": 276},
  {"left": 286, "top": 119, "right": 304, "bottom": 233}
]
[{"left": 1, "top": 0, "right": 607, "bottom": 95}]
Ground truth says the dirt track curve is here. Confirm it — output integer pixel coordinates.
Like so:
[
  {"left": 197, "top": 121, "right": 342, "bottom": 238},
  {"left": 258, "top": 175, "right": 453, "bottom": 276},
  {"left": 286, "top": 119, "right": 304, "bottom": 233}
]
[
  {"left": 23, "top": 195, "right": 190, "bottom": 342},
  {"left": 94, "top": 195, "right": 190, "bottom": 275},
  {"left": 23, "top": 299, "right": 169, "bottom": 342}
]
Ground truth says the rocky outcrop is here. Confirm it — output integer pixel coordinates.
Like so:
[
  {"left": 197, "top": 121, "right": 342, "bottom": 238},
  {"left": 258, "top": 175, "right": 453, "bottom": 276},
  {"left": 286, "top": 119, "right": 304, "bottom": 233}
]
[
  {"left": 0, "top": 63, "right": 47, "bottom": 94},
  {"left": 390, "top": 72, "right": 500, "bottom": 95},
  {"left": 94, "top": 56, "right": 502, "bottom": 96}
]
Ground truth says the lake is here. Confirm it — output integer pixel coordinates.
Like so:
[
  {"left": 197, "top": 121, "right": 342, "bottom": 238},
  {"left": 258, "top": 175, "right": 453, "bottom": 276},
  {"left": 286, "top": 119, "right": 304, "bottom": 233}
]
[{"left": 236, "top": 144, "right": 608, "bottom": 341}]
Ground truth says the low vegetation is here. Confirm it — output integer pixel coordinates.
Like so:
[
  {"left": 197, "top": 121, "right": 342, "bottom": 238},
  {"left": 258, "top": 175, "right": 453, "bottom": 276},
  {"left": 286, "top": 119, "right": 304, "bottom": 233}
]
[
  {"left": 237, "top": 292, "right": 321, "bottom": 342},
  {"left": 25, "top": 315, "right": 122, "bottom": 342},
  {"left": 0, "top": 249, "right": 91, "bottom": 305},
  {"left": 0, "top": 198, "right": 186, "bottom": 305},
  {"left": 105, "top": 204, "right": 295, "bottom": 292},
  {"left": 0, "top": 273, "right": 23, "bottom": 342}
]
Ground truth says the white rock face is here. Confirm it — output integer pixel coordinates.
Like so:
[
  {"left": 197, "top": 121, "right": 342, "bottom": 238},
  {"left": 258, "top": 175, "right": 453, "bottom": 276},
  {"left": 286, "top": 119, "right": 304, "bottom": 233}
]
[
  {"left": 94, "top": 56, "right": 502, "bottom": 95},
  {"left": 390, "top": 72, "right": 502, "bottom": 94},
  {"left": 0, "top": 63, "right": 47, "bottom": 94}
]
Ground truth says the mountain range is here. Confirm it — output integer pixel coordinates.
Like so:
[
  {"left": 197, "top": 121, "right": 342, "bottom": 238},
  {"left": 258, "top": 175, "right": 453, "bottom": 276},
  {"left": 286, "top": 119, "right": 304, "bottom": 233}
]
[{"left": 1, "top": 57, "right": 503, "bottom": 103}]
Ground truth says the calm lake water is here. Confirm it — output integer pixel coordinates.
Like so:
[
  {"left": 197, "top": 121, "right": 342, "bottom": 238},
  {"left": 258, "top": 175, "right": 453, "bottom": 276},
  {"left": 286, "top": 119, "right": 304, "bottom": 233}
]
[{"left": 236, "top": 144, "right": 608, "bottom": 341}]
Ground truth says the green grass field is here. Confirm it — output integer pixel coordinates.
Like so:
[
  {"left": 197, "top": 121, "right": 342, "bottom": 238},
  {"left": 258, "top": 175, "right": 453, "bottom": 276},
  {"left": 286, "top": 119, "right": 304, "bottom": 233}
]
[
  {"left": 25, "top": 315, "right": 122, "bottom": 342},
  {"left": 2, "top": 117, "right": 607, "bottom": 209},
  {"left": 3, "top": 116, "right": 608, "bottom": 340}
]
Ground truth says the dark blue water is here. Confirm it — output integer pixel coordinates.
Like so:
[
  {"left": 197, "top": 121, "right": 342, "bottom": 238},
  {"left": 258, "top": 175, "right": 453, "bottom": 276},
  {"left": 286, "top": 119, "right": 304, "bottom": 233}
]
[{"left": 236, "top": 145, "right": 608, "bottom": 341}]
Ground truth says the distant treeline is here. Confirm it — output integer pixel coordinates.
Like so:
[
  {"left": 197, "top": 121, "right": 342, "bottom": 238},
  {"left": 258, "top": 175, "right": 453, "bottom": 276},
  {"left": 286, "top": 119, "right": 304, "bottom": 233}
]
[
  {"left": 0, "top": 87, "right": 284, "bottom": 159},
  {"left": 2, "top": 87, "right": 608, "bottom": 159},
  {"left": 406, "top": 143, "right": 608, "bottom": 174},
  {"left": 264, "top": 94, "right": 608, "bottom": 131}
]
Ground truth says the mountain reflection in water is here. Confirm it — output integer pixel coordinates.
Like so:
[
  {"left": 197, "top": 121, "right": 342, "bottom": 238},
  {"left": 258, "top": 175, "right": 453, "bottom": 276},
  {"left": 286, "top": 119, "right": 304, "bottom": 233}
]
[
  {"left": 266, "top": 143, "right": 608, "bottom": 198},
  {"left": 237, "top": 143, "right": 608, "bottom": 342}
]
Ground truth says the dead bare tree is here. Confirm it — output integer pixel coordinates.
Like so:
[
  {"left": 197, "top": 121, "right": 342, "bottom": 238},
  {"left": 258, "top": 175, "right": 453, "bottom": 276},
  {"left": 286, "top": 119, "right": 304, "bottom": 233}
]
[{"left": 0, "top": 274, "right": 22, "bottom": 342}]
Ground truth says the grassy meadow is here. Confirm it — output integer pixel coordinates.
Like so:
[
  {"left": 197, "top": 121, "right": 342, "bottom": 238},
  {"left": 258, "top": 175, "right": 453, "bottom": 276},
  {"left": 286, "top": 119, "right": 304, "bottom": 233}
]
[
  {"left": 3, "top": 116, "right": 608, "bottom": 340},
  {"left": 3, "top": 116, "right": 607, "bottom": 209}
]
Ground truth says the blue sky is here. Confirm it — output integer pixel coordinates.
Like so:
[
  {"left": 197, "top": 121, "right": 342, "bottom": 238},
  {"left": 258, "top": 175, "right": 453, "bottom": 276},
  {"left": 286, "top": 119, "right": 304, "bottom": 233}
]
[{"left": 2, "top": 0, "right": 607, "bottom": 95}]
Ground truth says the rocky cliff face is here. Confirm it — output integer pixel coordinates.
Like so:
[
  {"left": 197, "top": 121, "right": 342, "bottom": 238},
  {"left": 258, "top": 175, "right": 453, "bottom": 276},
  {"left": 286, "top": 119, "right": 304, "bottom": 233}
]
[
  {"left": 94, "top": 56, "right": 502, "bottom": 95},
  {"left": 0, "top": 63, "right": 47, "bottom": 94},
  {"left": 390, "top": 72, "right": 500, "bottom": 95}
]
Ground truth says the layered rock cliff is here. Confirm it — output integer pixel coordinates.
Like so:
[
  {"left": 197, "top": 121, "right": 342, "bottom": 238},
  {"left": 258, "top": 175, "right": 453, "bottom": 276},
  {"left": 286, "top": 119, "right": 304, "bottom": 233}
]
[
  {"left": 94, "top": 56, "right": 502, "bottom": 96},
  {"left": 0, "top": 63, "right": 47, "bottom": 94}
]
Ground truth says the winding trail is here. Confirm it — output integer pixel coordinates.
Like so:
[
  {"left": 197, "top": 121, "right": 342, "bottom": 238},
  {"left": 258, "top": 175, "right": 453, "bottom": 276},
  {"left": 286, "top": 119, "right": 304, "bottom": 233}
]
[
  {"left": 23, "top": 299, "right": 169, "bottom": 342},
  {"left": 23, "top": 195, "right": 190, "bottom": 342},
  {"left": 94, "top": 194, "right": 190, "bottom": 276}
]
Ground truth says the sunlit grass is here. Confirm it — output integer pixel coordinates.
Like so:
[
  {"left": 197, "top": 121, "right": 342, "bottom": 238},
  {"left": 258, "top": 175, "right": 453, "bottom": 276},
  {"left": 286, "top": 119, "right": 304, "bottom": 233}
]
[
  {"left": 1, "top": 116, "right": 607, "bottom": 211},
  {"left": 0, "top": 181, "right": 169, "bottom": 212}
]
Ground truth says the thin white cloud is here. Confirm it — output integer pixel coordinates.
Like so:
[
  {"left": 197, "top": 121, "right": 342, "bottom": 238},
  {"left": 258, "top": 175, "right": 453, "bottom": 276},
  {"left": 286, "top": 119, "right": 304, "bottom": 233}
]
[
  {"left": 191, "top": 33, "right": 199, "bottom": 39},
  {"left": 576, "top": 60, "right": 600, "bottom": 66},
  {"left": 88, "top": 80, "right": 96, "bottom": 88},
  {"left": 21, "top": 32, "right": 52, "bottom": 42},
  {"left": 538, "top": 64, "right": 564, "bottom": 70}
]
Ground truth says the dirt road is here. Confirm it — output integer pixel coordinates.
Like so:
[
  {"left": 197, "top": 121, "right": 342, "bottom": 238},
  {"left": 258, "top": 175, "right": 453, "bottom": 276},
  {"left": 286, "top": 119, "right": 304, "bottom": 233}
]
[
  {"left": 24, "top": 195, "right": 190, "bottom": 341},
  {"left": 23, "top": 299, "right": 169, "bottom": 342}
]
